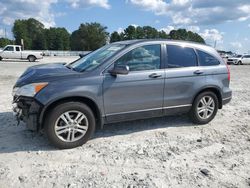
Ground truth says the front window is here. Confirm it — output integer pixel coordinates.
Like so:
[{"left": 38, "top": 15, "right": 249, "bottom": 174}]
[
  {"left": 115, "top": 44, "right": 161, "bottom": 71},
  {"left": 70, "top": 44, "right": 126, "bottom": 72},
  {"left": 4, "top": 46, "right": 14, "bottom": 51}
]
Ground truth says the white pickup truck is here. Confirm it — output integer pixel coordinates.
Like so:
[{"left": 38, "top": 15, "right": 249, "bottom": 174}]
[{"left": 0, "top": 45, "right": 43, "bottom": 62}]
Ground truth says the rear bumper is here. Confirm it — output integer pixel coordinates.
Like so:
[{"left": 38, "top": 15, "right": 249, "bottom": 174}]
[
  {"left": 222, "top": 96, "right": 232, "bottom": 105},
  {"left": 12, "top": 96, "right": 43, "bottom": 131},
  {"left": 222, "top": 88, "right": 232, "bottom": 106}
]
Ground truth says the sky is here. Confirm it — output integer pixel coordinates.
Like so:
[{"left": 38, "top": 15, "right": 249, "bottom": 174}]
[{"left": 0, "top": 0, "right": 249, "bottom": 54}]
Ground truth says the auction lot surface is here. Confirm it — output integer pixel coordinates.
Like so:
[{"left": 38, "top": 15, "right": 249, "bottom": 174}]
[{"left": 0, "top": 57, "right": 250, "bottom": 187}]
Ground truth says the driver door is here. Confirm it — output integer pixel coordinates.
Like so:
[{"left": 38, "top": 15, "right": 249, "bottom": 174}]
[
  {"left": 103, "top": 44, "right": 165, "bottom": 123},
  {"left": 2, "top": 46, "right": 15, "bottom": 59}
]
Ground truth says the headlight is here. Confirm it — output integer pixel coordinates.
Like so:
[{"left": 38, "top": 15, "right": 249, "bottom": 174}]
[{"left": 13, "top": 82, "right": 48, "bottom": 97}]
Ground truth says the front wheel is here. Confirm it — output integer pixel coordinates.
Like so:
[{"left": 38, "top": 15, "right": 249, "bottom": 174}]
[
  {"left": 0, "top": 56, "right": 2, "bottom": 61},
  {"left": 45, "top": 102, "right": 96, "bottom": 149},
  {"left": 190, "top": 91, "right": 218, "bottom": 124}
]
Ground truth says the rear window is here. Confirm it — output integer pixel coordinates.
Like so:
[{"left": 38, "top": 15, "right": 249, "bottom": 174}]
[
  {"left": 167, "top": 45, "right": 197, "bottom": 68},
  {"left": 197, "top": 50, "right": 220, "bottom": 66}
]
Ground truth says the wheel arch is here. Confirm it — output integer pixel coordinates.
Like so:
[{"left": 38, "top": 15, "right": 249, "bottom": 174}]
[
  {"left": 27, "top": 54, "right": 36, "bottom": 60},
  {"left": 39, "top": 96, "right": 103, "bottom": 130},
  {"left": 193, "top": 87, "right": 222, "bottom": 109}
]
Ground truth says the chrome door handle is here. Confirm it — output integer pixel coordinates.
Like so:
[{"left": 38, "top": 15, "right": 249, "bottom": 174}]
[
  {"left": 194, "top": 70, "right": 204, "bottom": 75},
  {"left": 149, "top": 73, "right": 162, "bottom": 78}
]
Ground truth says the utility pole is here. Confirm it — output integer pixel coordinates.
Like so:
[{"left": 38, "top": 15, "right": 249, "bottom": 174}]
[{"left": 4, "top": 28, "right": 6, "bottom": 38}]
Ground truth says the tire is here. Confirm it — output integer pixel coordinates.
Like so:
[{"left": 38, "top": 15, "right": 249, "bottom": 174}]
[
  {"left": 189, "top": 91, "right": 219, "bottom": 124},
  {"left": 238, "top": 61, "right": 243, "bottom": 65},
  {"left": 0, "top": 56, "right": 2, "bottom": 61},
  {"left": 233, "top": 60, "right": 239, "bottom": 65},
  {"left": 28, "top": 55, "right": 36, "bottom": 62},
  {"left": 44, "top": 102, "right": 96, "bottom": 149}
]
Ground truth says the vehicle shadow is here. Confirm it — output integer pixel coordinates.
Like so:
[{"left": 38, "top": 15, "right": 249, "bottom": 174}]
[
  {"left": 0, "top": 111, "right": 199, "bottom": 154},
  {"left": 1, "top": 59, "right": 39, "bottom": 63}
]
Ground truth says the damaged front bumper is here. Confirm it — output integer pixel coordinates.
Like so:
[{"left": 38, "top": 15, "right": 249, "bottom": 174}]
[{"left": 12, "top": 96, "right": 43, "bottom": 131}]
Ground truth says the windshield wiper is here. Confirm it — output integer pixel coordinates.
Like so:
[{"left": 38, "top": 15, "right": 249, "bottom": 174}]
[{"left": 65, "top": 64, "right": 77, "bottom": 71}]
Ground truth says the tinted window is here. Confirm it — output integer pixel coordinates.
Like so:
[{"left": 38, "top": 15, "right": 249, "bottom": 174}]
[
  {"left": 5, "top": 46, "right": 14, "bottom": 51},
  {"left": 243, "top": 55, "right": 250, "bottom": 58},
  {"left": 116, "top": 45, "right": 161, "bottom": 71},
  {"left": 197, "top": 50, "right": 220, "bottom": 66},
  {"left": 16, "top": 47, "right": 20, "bottom": 51},
  {"left": 167, "top": 45, "right": 197, "bottom": 68}
]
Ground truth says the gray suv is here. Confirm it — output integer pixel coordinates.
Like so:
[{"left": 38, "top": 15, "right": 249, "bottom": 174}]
[{"left": 12, "top": 40, "right": 232, "bottom": 149}]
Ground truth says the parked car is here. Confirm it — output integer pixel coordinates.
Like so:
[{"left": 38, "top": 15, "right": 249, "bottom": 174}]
[
  {"left": 227, "top": 55, "right": 242, "bottom": 65},
  {"left": 0, "top": 45, "right": 43, "bottom": 62},
  {"left": 12, "top": 40, "right": 232, "bottom": 149},
  {"left": 228, "top": 54, "right": 250, "bottom": 65}
]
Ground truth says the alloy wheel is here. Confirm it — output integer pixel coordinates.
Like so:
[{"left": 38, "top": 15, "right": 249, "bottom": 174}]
[
  {"left": 197, "top": 96, "right": 215, "bottom": 120},
  {"left": 54, "top": 110, "right": 89, "bottom": 142}
]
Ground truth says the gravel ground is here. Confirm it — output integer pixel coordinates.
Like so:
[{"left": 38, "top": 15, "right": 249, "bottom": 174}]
[{"left": 0, "top": 57, "right": 249, "bottom": 188}]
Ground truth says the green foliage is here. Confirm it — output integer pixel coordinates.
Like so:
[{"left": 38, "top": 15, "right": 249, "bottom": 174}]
[
  {"left": 169, "top": 29, "right": 205, "bottom": 44},
  {"left": 70, "top": 22, "right": 109, "bottom": 51},
  {"left": 12, "top": 18, "right": 70, "bottom": 50},
  {"left": 45, "top": 27, "right": 70, "bottom": 50},
  {"left": 111, "top": 25, "right": 169, "bottom": 41},
  {"left": 0, "top": 38, "right": 13, "bottom": 47},
  {"left": 110, "top": 26, "right": 205, "bottom": 44},
  {"left": 11, "top": 18, "right": 205, "bottom": 51},
  {"left": 12, "top": 18, "right": 45, "bottom": 50}
]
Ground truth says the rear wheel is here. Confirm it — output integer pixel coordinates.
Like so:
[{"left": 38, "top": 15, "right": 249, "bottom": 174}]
[
  {"left": 190, "top": 91, "right": 218, "bottom": 124},
  {"left": 28, "top": 55, "right": 36, "bottom": 62},
  {"left": 0, "top": 56, "right": 2, "bottom": 61},
  {"left": 45, "top": 102, "right": 96, "bottom": 149}
]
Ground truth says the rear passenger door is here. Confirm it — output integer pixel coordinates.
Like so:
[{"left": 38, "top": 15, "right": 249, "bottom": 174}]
[{"left": 163, "top": 44, "right": 207, "bottom": 114}]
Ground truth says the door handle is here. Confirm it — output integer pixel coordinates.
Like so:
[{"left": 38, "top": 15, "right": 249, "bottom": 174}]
[
  {"left": 149, "top": 73, "right": 162, "bottom": 78},
  {"left": 193, "top": 70, "right": 204, "bottom": 75}
]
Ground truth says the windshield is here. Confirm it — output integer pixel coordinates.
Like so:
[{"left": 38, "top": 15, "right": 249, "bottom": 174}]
[{"left": 70, "top": 44, "right": 126, "bottom": 72}]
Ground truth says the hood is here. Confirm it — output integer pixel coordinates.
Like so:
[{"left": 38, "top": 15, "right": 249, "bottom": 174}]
[{"left": 15, "top": 63, "right": 80, "bottom": 87}]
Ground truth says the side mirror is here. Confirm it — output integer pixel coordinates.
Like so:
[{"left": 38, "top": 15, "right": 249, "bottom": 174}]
[{"left": 108, "top": 65, "right": 129, "bottom": 76}]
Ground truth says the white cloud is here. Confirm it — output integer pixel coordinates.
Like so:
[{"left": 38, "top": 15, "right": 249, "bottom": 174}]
[
  {"left": 199, "top": 29, "right": 223, "bottom": 42},
  {"left": 128, "top": 0, "right": 250, "bottom": 26},
  {"left": 187, "top": 26, "right": 200, "bottom": 33},
  {"left": 68, "top": 0, "right": 110, "bottom": 9},
  {"left": 159, "top": 26, "right": 175, "bottom": 34},
  {"left": 0, "top": 0, "right": 57, "bottom": 28},
  {"left": 0, "top": 0, "right": 110, "bottom": 28},
  {"left": 230, "top": 42, "right": 243, "bottom": 49},
  {"left": 128, "top": 0, "right": 169, "bottom": 15},
  {"left": 117, "top": 27, "right": 124, "bottom": 34}
]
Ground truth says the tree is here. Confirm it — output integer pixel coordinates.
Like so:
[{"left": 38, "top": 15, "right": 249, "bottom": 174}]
[
  {"left": 169, "top": 29, "right": 205, "bottom": 43},
  {"left": 70, "top": 22, "right": 109, "bottom": 51},
  {"left": 12, "top": 18, "right": 46, "bottom": 50},
  {"left": 0, "top": 38, "right": 13, "bottom": 47},
  {"left": 110, "top": 31, "right": 122, "bottom": 43},
  {"left": 110, "top": 25, "right": 170, "bottom": 43},
  {"left": 45, "top": 27, "right": 70, "bottom": 50}
]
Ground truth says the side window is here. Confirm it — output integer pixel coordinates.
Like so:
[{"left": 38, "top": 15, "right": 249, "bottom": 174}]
[
  {"left": 167, "top": 45, "right": 197, "bottom": 68},
  {"left": 5, "top": 46, "right": 14, "bottom": 51},
  {"left": 16, "top": 47, "right": 20, "bottom": 51},
  {"left": 115, "top": 45, "right": 161, "bottom": 71},
  {"left": 197, "top": 50, "right": 220, "bottom": 66}
]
